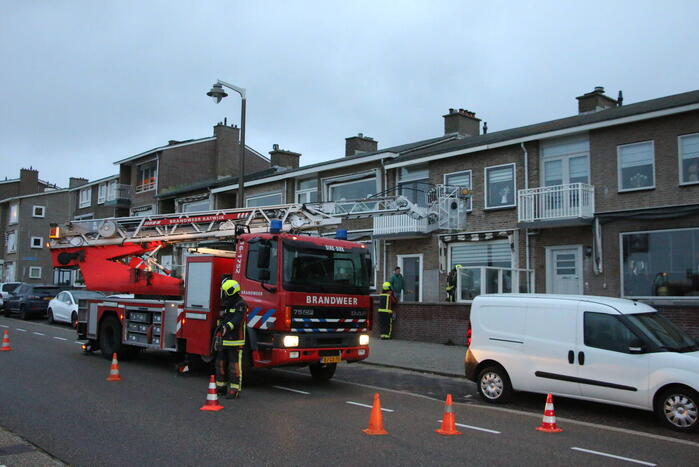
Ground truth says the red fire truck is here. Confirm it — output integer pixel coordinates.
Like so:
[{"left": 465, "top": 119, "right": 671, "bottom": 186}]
[{"left": 49, "top": 190, "right": 466, "bottom": 380}]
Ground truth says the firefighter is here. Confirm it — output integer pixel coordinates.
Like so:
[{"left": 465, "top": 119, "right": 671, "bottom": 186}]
[
  {"left": 215, "top": 279, "right": 247, "bottom": 399},
  {"left": 378, "top": 281, "right": 397, "bottom": 339},
  {"left": 446, "top": 264, "right": 463, "bottom": 302}
]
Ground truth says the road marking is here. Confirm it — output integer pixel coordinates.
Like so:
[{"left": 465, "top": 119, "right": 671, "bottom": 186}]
[
  {"left": 32, "top": 332, "right": 45, "bottom": 336},
  {"left": 16, "top": 328, "right": 27, "bottom": 332},
  {"left": 437, "top": 420, "right": 500, "bottom": 434},
  {"left": 0, "top": 324, "right": 7, "bottom": 328},
  {"left": 346, "top": 401, "right": 394, "bottom": 412},
  {"left": 53, "top": 336, "right": 68, "bottom": 341},
  {"left": 571, "top": 447, "right": 656, "bottom": 466},
  {"left": 273, "top": 385, "right": 310, "bottom": 395},
  {"left": 74, "top": 341, "right": 83, "bottom": 344}
]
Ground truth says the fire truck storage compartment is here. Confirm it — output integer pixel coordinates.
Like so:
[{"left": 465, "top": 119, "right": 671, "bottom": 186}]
[
  {"left": 162, "top": 301, "right": 180, "bottom": 350},
  {"left": 86, "top": 302, "right": 101, "bottom": 339},
  {"left": 125, "top": 306, "right": 162, "bottom": 347}
]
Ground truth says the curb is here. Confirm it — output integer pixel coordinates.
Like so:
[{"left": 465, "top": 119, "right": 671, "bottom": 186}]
[{"left": 358, "top": 360, "right": 465, "bottom": 379}]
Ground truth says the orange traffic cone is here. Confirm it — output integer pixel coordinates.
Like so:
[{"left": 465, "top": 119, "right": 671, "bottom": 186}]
[
  {"left": 0, "top": 330, "right": 12, "bottom": 351},
  {"left": 106, "top": 353, "right": 122, "bottom": 381},
  {"left": 200, "top": 375, "right": 224, "bottom": 411},
  {"left": 536, "top": 393, "right": 563, "bottom": 433},
  {"left": 436, "top": 394, "right": 462, "bottom": 435},
  {"left": 363, "top": 393, "right": 388, "bottom": 435}
]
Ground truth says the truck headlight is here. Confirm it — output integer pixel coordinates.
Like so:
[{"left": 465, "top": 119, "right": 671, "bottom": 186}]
[
  {"left": 359, "top": 334, "right": 370, "bottom": 346},
  {"left": 283, "top": 335, "right": 299, "bottom": 348}
]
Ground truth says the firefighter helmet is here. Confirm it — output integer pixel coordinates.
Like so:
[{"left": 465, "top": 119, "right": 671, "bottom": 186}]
[
  {"left": 382, "top": 281, "right": 392, "bottom": 291},
  {"left": 455, "top": 264, "right": 463, "bottom": 269},
  {"left": 221, "top": 279, "right": 241, "bottom": 297}
]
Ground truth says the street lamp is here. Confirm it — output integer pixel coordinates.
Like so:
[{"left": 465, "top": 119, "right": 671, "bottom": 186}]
[{"left": 207, "top": 80, "right": 246, "bottom": 207}]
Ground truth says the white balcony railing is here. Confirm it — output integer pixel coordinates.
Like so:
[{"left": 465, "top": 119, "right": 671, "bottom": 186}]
[
  {"left": 518, "top": 183, "right": 594, "bottom": 224},
  {"left": 456, "top": 267, "right": 535, "bottom": 302},
  {"left": 373, "top": 214, "right": 429, "bottom": 237}
]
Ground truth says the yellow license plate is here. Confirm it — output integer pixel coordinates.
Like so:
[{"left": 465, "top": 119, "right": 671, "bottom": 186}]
[
  {"left": 321, "top": 355, "right": 341, "bottom": 364},
  {"left": 44, "top": 297, "right": 53, "bottom": 301}
]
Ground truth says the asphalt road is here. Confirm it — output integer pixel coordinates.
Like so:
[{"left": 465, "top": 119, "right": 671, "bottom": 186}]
[{"left": 1, "top": 316, "right": 697, "bottom": 466}]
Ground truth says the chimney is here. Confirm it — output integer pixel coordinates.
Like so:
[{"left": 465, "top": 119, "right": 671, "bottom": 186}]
[
  {"left": 69, "top": 177, "right": 89, "bottom": 189},
  {"left": 213, "top": 122, "right": 241, "bottom": 178},
  {"left": 443, "top": 108, "right": 481, "bottom": 137},
  {"left": 345, "top": 133, "right": 378, "bottom": 157},
  {"left": 19, "top": 168, "right": 40, "bottom": 195},
  {"left": 269, "top": 144, "right": 301, "bottom": 169},
  {"left": 576, "top": 86, "right": 618, "bottom": 114}
]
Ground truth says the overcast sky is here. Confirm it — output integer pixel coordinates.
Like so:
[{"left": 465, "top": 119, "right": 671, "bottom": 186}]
[{"left": 1, "top": 0, "right": 698, "bottom": 187}]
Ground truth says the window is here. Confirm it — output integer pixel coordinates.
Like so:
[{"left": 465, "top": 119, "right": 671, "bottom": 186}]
[
  {"left": 327, "top": 177, "right": 376, "bottom": 203},
  {"left": 98, "top": 183, "right": 106, "bottom": 204},
  {"left": 74, "top": 213, "right": 94, "bottom": 221},
  {"left": 180, "top": 198, "right": 210, "bottom": 212},
  {"left": 618, "top": 141, "right": 655, "bottom": 191},
  {"left": 130, "top": 205, "right": 155, "bottom": 217},
  {"left": 450, "top": 240, "right": 513, "bottom": 300},
  {"left": 28, "top": 266, "right": 42, "bottom": 279},
  {"left": 246, "top": 192, "right": 283, "bottom": 207},
  {"left": 30, "top": 236, "right": 43, "bottom": 249},
  {"left": 296, "top": 178, "right": 318, "bottom": 203},
  {"left": 8, "top": 202, "right": 18, "bottom": 224},
  {"left": 584, "top": 312, "right": 637, "bottom": 353},
  {"left": 621, "top": 227, "right": 699, "bottom": 298},
  {"left": 106, "top": 179, "right": 118, "bottom": 201},
  {"left": 4, "top": 262, "right": 15, "bottom": 282},
  {"left": 32, "top": 205, "right": 45, "bottom": 218},
  {"left": 679, "top": 133, "right": 699, "bottom": 185},
  {"left": 444, "top": 170, "right": 472, "bottom": 211},
  {"left": 246, "top": 239, "right": 278, "bottom": 284},
  {"left": 485, "top": 163, "right": 516, "bottom": 209},
  {"left": 398, "top": 166, "right": 430, "bottom": 207},
  {"left": 6, "top": 231, "right": 16, "bottom": 253},
  {"left": 79, "top": 187, "right": 91, "bottom": 208},
  {"left": 541, "top": 135, "right": 590, "bottom": 186},
  {"left": 137, "top": 160, "right": 157, "bottom": 193}
]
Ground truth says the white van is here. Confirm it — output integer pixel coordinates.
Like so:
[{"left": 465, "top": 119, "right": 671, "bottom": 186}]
[{"left": 465, "top": 294, "right": 699, "bottom": 432}]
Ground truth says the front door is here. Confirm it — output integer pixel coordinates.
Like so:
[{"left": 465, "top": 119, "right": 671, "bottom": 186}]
[
  {"left": 398, "top": 255, "right": 422, "bottom": 302},
  {"left": 547, "top": 246, "right": 582, "bottom": 295}
]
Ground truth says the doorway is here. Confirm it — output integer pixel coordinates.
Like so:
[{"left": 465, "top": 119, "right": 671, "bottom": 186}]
[
  {"left": 397, "top": 254, "right": 423, "bottom": 302},
  {"left": 546, "top": 246, "right": 583, "bottom": 295}
]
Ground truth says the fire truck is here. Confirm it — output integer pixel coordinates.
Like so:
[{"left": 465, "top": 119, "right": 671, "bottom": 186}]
[{"left": 49, "top": 187, "right": 467, "bottom": 380}]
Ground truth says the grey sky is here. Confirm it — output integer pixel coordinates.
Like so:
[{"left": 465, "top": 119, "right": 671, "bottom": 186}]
[{"left": 1, "top": 0, "right": 698, "bottom": 187}]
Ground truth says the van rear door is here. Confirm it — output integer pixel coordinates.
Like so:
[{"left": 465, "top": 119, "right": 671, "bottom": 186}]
[{"left": 523, "top": 299, "right": 581, "bottom": 397}]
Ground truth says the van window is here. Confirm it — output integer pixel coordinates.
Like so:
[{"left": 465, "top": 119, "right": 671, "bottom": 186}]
[{"left": 584, "top": 312, "right": 636, "bottom": 353}]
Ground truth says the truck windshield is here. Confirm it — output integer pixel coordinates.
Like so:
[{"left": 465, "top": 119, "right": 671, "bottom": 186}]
[
  {"left": 626, "top": 312, "right": 698, "bottom": 352},
  {"left": 282, "top": 239, "right": 370, "bottom": 294}
]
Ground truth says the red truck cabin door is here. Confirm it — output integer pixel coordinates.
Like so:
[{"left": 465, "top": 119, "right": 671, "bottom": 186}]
[{"left": 182, "top": 255, "right": 234, "bottom": 356}]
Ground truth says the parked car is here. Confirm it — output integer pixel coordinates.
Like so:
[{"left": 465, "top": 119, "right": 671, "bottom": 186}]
[
  {"left": 0, "top": 282, "right": 22, "bottom": 310},
  {"left": 48, "top": 290, "right": 106, "bottom": 326},
  {"left": 4, "top": 284, "right": 61, "bottom": 320},
  {"left": 465, "top": 294, "right": 699, "bottom": 432}
]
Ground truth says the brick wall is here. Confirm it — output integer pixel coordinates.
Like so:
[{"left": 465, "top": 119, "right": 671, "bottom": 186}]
[{"left": 371, "top": 301, "right": 470, "bottom": 345}]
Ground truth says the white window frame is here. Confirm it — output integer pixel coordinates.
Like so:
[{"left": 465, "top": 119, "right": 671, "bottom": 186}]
[
  {"left": 444, "top": 169, "right": 473, "bottom": 211},
  {"left": 179, "top": 198, "right": 211, "bottom": 213},
  {"left": 325, "top": 173, "right": 378, "bottom": 201},
  {"left": 397, "top": 253, "right": 423, "bottom": 302},
  {"left": 484, "top": 163, "right": 517, "bottom": 210},
  {"left": 540, "top": 135, "right": 591, "bottom": 186},
  {"left": 617, "top": 140, "right": 656, "bottom": 192},
  {"left": 245, "top": 191, "right": 283, "bottom": 207},
  {"left": 79, "top": 187, "right": 92, "bottom": 208},
  {"left": 130, "top": 204, "right": 156, "bottom": 217},
  {"left": 296, "top": 178, "right": 318, "bottom": 204},
  {"left": 136, "top": 159, "right": 158, "bottom": 193},
  {"left": 8, "top": 201, "right": 18, "bottom": 225},
  {"left": 6, "top": 231, "right": 17, "bottom": 253},
  {"left": 32, "top": 205, "right": 45, "bottom": 218},
  {"left": 74, "top": 213, "right": 94, "bottom": 221},
  {"left": 28, "top": 266, "right": 42, "bottom": 279},
  {"left": 678, "top": 132, "right": 699, "bottom": 186},
  {"left": 30, "top": 236, "right": 43, "bottom": 249},
  {"left": 398, "top": 165, "right": 430, "bottom": 207},
  {"left": 98, "top": 183, "right": 106, "bottom": 204},
  {"left": 619, "top": 226, "right": 699, "bottom": 301}
]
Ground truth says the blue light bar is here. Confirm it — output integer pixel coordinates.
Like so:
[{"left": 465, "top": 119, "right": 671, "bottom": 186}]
[
  {"left": 336, "top": 229, "right": 347, "bottom": 240},
  {"left": 270, "top": 219, "right": 282, "bottom": 234}
]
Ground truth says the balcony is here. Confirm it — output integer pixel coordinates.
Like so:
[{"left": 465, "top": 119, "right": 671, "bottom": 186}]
[
  {"left": 518, "top": 183, "right": 594, "bottom": 228},
  {"left": 373, "top": 214, "right": 430, "bottom": 238},
  {"left": 104, "top": 184, "right": 133, "bottom": 208}
]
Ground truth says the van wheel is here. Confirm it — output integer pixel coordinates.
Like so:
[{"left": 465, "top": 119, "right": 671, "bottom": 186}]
[
  {"left": 656, "top": 386, "right": 699, "bottom": 432},
  {"left": 477, "top": 365, "right": 512, "bottom": 404}
]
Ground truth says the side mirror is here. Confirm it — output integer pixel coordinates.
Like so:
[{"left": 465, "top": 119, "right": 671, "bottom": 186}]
[
  {"left": 628, "top": 338, "right": 645, "bottom": 354},
  {"left": 257, "top": 242, "right": 271, "bottom": 269}
]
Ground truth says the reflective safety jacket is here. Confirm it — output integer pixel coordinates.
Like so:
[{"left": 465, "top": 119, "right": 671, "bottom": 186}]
[
  {"left": 378, "top": 293, "right": 396, "bottom": 313},
  {"left": 220, "top": 295, "right": 247, "bottom": 347}
]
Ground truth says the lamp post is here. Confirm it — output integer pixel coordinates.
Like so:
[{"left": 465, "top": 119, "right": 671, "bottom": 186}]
[{"left": 207, "top": 80, "right": 246, "bottom": 207}]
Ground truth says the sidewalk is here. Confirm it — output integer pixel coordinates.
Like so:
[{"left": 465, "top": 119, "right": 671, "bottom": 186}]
[
  {"left": 362, "top": 337, "right": 466, "bottom": 377},
  {"left": 0, "top": 426, "right": 64, "bottom": 466}
]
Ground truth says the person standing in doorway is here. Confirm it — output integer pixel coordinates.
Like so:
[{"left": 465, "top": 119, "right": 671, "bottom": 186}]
[{"left": 389, "top": 266, "right": 404, "bottom": 301}]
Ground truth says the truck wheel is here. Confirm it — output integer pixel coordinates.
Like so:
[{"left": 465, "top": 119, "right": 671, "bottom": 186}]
[
  {"left": 656, "top": 386, "right": 699, "bottom": 432},
  {"left": 99, "top": 315, "right": 139, "bottom": 360},
  {"left": 18, "top": 305, "right": 27, "bottom": 320},
  {"left": 477, "top": 365, "right": 512, "bottom": 404},
  {"left": 309, "top": 363, "right": 337, "bottom": 381}
]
